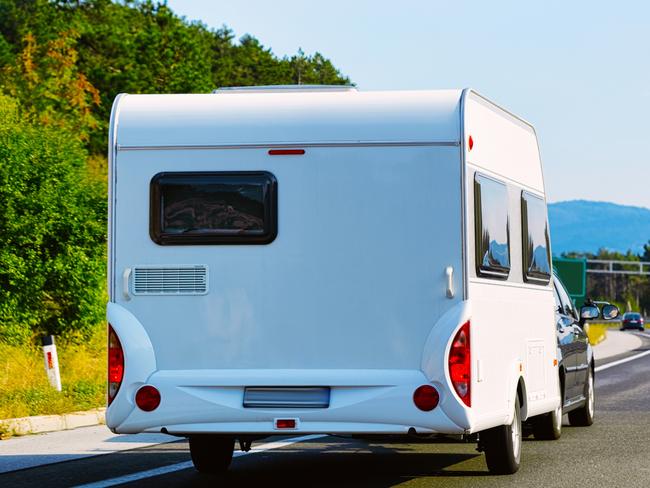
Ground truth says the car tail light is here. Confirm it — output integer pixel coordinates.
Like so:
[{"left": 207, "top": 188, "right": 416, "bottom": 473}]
[
  {"left": 448, "top": 321, "right": 471, "bottom": 407},
  {"left": 413, "top": 385, "right": 440, "bottom": 411},
  {"left": 108, "top": 324, "right": 124, "bottom": 405},
  {"left": 135, "top": 385, "right": 161, "bottom": 412}
]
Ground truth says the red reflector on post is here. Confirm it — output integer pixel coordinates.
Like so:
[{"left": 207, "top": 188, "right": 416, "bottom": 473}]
[
  {"left": 275, "top": 419, "right": 297, "bottom": 429},
  {"left": 135, "top": 385, "right": 161, "bottom": 412},
  {"left": 413, "top": 385, "right": 440, "bottom": 411},
  {"left": 268, "top": 149, "right": 305, "bottom": 156}
]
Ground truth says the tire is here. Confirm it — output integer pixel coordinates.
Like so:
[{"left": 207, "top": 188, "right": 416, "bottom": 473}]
[
  {"left": 189, "top": 436, "right": 235, "bottom": 474},
  {"left": 568, "top": 367, "right": 595, "bottom": 426},
  {"left": 482, "top": 399, "right": 522, "bottom": 474},
  {"left": 532, "top": 402, "right": 562, "bottom": 440}
]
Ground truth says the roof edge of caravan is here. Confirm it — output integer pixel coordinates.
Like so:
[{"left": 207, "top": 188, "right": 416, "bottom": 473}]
[
  {"left": 212, "top": 84, "right": 358, "bottom": 93},
  {"left": 461, "top": 89, "right": 537, "bottom": 135},
  {"left": 110, "top": 89, "right": 466, "bottom": 149}
]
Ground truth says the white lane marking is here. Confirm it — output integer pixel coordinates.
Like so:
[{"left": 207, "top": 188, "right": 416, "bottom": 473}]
[
  {"left": 74, "top": 434, "right": 326, "bottom": 488},
  {"left": 595, "top": 350, "right": 650, "bottom": 372}
]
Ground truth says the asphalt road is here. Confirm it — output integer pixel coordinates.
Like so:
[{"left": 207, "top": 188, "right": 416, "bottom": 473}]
[{"left": 3, "top": 332, "right": 650, "bottom": 488}]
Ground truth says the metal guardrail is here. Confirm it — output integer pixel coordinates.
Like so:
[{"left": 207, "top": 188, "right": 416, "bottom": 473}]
[{"left": 586, "top": 259, "right": 650, "bottom": 276}]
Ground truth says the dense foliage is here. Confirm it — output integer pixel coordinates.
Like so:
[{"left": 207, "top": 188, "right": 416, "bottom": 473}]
[
  {"left": 0, "top": 0, "right": 350, "bottom": 153},
  {"left": 0, "top": 94, "right": 106, "bottom": 343},
  {"left": 0, "top": 0, "right": 350, "bottom": 344}
]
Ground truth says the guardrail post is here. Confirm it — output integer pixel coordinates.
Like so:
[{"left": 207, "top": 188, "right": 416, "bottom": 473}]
[{"left": 42, "top": 335, "right": 62, "bottom": 391}]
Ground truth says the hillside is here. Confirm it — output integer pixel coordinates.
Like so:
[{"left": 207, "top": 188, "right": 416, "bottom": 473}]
[{"left": 548, "top": 200, "right": 650, "bottom": 255}]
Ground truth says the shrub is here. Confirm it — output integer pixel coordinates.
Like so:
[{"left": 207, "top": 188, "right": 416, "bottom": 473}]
[{"left": 0, "top": 94, "right": 106, "bottom": 344}]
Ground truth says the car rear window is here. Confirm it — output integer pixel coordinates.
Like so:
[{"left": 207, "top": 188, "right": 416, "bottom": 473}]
[{"left": 150, "top": 171, "right": 277, "bottom": 245}]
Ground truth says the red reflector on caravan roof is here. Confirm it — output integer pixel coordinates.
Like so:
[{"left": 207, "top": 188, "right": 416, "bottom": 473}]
[
  {"left": 268, "top": 149, "right": 305, "bottom": 156},
  {"left": 468, "top": 135, "right": 474, "bottom": 151}
]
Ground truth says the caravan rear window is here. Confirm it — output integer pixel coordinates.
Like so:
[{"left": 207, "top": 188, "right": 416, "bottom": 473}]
[
  {"left": 150, "top": 171, "right": 277, "bottom": 245},
  {"left": 474, "top": 174, "right": 510, "bottom": 279},
  {"left": 521, "top": 191, "right": 551, "bottom": 283}
]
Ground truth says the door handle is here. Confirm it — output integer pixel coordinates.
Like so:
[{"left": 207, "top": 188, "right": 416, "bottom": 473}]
[
  {"left": 445, "top": 266, "right": 454, "bottom": 299},
  {"left": 122, "top": 267, "right": 132, "bottom": 301}
]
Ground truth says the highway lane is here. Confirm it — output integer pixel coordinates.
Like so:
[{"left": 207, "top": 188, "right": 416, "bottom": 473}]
[{"left": 2, "top": 332, "right": 649, "bottom": 488}]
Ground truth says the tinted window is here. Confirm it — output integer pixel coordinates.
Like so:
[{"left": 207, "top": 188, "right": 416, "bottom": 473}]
[
  {"left": 474, "top": 174, "right": 510, "bottom": 279},
  {"left": 150, "top": 171, "right": 277, "bottom": 245},
  {"left": 522, "top": 192, "right": 551, "bottom": 284}
]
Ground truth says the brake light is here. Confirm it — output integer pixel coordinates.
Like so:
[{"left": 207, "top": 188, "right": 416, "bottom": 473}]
[
  {"left": 268, "top": 149, "right": 305, "bottom": 156},
  {"left": 448, "top": 321, "right": 471, "bottom": 407},
  {"left": 108, "top": 324, "right": 124, "bottom": 405}
]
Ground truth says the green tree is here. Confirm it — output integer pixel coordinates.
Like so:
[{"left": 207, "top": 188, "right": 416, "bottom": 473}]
[
  {"left": 1, "top": 30, "right": 101, "bottom": 142},
  {"left": 0, "top": 94, "right": 106, "bottom": 344},
  {"left": 0, "top": 0, "right": 351, "bottom": 154}
]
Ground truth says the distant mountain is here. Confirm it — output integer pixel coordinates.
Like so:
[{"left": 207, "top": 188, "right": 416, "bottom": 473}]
[{"left": 548, "top": 200, "right": 650, "bottom": 255}]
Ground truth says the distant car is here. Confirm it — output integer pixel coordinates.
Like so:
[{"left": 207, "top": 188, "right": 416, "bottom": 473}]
[
  {"left": 531, "top": 274, "right": 619, "bottom": 440},
  {"left": 620, "top": 312, "right": 645, "bottom": 331}
]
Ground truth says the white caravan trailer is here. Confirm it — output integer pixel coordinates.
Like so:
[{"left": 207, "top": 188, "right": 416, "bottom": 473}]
[{"left": 106, "top": 86, "right": 560, "bottom": 475}]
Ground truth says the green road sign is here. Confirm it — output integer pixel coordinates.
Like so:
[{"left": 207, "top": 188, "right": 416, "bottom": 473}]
[{"left": 553, "top": 257, "right": 587, "bottom": 307}]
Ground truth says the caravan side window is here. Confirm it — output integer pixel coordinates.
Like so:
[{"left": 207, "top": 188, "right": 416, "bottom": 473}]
[
  {"left": 521, "top": 191, "right": 551, "bottom": 284},
  {"left": 150, "top": 171, "right": 277, "bottom": 245},
  {"left": 474, "top": 174, "right": 510, "bottom": 279}
]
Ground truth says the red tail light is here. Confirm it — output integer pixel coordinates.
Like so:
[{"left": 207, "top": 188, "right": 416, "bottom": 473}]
[
  {"left": 448, "top": 321, "right": 471, "bottom": 407},
  {"left": 108, "top": 324, "right": 124, "bottom": 405},
  {"left": 413, "top": 385, "right": 440, "bottom": 411},
  {"left": 135, "top": 385, "right": 161, "bottom": 412}
]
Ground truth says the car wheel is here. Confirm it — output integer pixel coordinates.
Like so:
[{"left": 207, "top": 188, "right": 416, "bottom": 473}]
[
  {"left": 482, "top": 399, "right": 522, "bottom": 474},
  {"left": 189, "top": 436, "right": 235, "bottom": 474},
  {"left": 532, "top": 401, "right": 562, "bottom": 440},
  {"left": 568, "top": 367, "right": 595, "bottom": 426}
]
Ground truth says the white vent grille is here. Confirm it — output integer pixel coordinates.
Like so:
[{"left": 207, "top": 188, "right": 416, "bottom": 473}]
[{"left": 132, "top": 265, "right": 208, "bottom": 296}]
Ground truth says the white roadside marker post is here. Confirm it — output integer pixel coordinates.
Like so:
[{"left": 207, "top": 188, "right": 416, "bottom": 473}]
[{"left": 42, "top": 335, "right": 62, "bottom": 391}]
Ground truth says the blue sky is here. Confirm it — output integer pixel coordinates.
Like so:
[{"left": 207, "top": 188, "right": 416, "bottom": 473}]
[{"left": 167, "top": 0, "right": 650, "bottom": 208}]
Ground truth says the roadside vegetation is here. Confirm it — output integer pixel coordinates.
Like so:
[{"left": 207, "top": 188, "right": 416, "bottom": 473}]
[
  {"left": 0, "top": 0, "right": 349, "bottom": 420},
  {"left": 0, "top": 327, "right": 105, "bottom": 421}
]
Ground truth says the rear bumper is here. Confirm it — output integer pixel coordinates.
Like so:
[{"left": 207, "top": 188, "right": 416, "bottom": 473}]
[{"left": 107, "top": 369, "right": 469, "bottom": 436}]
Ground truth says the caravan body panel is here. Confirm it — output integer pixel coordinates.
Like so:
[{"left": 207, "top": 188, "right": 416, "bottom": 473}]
[{"left": 107, "top": 88, "right": 559, "bottom": 436}]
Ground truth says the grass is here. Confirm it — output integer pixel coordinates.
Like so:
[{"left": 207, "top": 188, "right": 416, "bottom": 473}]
[{"left": 0, "top": 326, "right": 106, "bottom": 421}]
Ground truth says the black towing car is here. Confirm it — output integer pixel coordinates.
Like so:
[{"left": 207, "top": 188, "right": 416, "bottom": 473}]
[{"left": 529, "top": 273, "right": 619, "bottom": 440}]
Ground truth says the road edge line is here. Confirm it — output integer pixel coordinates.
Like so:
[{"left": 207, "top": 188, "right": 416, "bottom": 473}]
[
  {"left": 595, "top": 349, "right": 650, "bottom": 373},
  {"left": 73, "top": 434, "right": 327, "bottom": 488}
]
